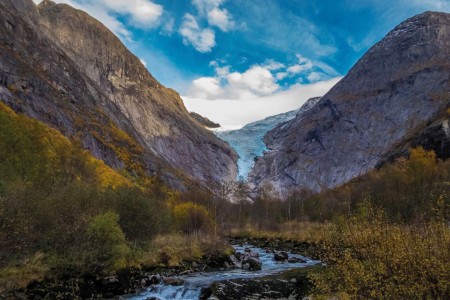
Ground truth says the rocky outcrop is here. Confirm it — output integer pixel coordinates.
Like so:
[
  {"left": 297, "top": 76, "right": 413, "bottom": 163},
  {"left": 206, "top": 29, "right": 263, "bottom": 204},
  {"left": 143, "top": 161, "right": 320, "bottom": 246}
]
[
  {"left": 249, "top": 12, "right": 450, "bottom": 196},
  {"left": 204, "top": 266, "right": 321, "bottom": 300},
  {"left": 0, "top": 0, "right": 237, "bottom": 187},
  {"left": 189, "top": 112, "right": 221, "bottom": 128}
]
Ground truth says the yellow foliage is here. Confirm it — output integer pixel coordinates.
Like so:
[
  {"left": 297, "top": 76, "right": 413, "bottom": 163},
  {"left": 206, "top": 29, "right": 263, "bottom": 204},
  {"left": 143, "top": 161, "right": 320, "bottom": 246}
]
[
  {"left": 172, "top": 202, "right": 212, "bottom": 234},
  {"left": 311, "top": 204, "right": 450, "bottom": 299}
]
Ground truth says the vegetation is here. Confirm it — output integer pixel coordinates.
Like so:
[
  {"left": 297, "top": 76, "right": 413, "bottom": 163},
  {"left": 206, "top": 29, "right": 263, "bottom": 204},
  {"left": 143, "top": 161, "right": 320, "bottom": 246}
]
[
  {"left": 223, "top": 147, "right": 450, "bottom": 299},
  {"left": 311, "top": 202, "right": 450, "bottom": 299},
  {"left": 1, "top": 100, "right": 449, "bottom": 298},
  {"left": 0, "top": 103, "right": 219, "bottom": 293}
]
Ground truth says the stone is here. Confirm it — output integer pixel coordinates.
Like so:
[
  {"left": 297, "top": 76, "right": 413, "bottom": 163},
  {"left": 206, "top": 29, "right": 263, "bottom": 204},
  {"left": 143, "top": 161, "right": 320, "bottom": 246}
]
[
  {"left": 274, "top": 251, "right": 288, "bottom": 261},
  {"left": 241, "top": 257, "right": 262, "bottom": 271},
  {"left": 288, "top": 257, "right": 307, "bottom": 263},
  {"left": 163, "top": 277, "right": 185, "bottom": 286}
]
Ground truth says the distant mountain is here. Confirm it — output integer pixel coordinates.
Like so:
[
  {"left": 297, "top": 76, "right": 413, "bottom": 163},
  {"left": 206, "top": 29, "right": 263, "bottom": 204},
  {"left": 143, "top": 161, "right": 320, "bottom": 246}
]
[
  {"left": 216, "top": 97, "right": 320, "bottom": 180},
  {"left": 0, "top": 0, "right": 237, "bottom": 187},
  {"left": 190, "top": 112, "right": 221, "bottom": 128},
  {"left": 249, "top": 11, "right": 450, "bottom": 196}
]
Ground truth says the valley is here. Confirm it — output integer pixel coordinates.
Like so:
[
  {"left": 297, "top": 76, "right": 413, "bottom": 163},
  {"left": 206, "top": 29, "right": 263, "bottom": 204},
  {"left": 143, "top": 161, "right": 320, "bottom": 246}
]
[{"left": 0, "top": 0, "right": 449, "bottom": 299}]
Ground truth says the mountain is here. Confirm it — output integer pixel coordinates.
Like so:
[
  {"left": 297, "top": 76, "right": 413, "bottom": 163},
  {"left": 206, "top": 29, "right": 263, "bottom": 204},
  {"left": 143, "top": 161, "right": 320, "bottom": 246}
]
[
  {"left": 215, "top": 97, "right": 320, "bottom": 180},
  {"left": 189, "top": 112, "right": 221, "bottom": 128},
  {"left": 249, "top": 11, "right": 450, "bottom": 196},
  {"left": 0, "top": 0, "right": 237, "bottom": 187}
]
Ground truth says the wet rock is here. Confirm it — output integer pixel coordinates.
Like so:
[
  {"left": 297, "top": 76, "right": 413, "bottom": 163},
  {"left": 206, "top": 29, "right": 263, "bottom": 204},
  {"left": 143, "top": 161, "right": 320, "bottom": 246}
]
[
  {"left": 288, "top": 257, "right": 307, "bottom": 263},
  {"left": 148, "top": 274, "right": 162, "bottom": 285},
  {"left": 209, "top": 266, "right": 322, "bottom": 300},
  {"left": 163, "top": 277, "right": 185, "bottom": 286},
  {"left": 241, "top": 257, "right": 262, "bottom": 271},
  {"left": 274, "top": 251, "right": 289, "bottom": 261}
]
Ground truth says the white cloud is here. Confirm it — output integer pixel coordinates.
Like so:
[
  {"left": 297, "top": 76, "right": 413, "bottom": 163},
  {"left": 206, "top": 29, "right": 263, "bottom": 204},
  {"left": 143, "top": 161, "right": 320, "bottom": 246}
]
[
  {"left": 140, "top": 59, "right": 147, "bottom": 67},
  {"left": 307, "top": 72, "right": 326, "bottom": 82},
  {"left": 286, "top": 54, "right": 314, "bottom": 75},
  {"left": 275, "top": 72, "right": 288, "bottom": 80},
  {"left": 227, "top": 66, "right": 279, "bottom": 98},
  {"left": 183, "top": 77, "right": 342, "bottom": 128},
  {"left": 33, "top": 0, "right": 163, "bottom": 40},
  {"left": 192, "top": 0, "right": 235, "bottom": 31},
  {"left": 190, "top": 77, "right": 223, "bottom": 98},
  {"left": 260, "top": 59, "right": 285, "bottom": 71},
  {"left": 187, "top": 64, "right": 280, "bottom": 100},
  {"left": 180, "top": 14, "right": 216, "bottom": 53}
]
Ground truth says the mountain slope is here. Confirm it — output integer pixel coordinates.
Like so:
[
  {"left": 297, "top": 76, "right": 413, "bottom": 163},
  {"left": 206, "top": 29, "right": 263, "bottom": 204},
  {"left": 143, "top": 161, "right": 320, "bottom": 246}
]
[
  {"left": 249, "top": 11, "right": 450, "bottom": 196},
  {"left": 216, "top": 97, "right": 320, "bottom": 180},
  {"left": 0, "top": 0, "right": 237, "bottom": 187}
]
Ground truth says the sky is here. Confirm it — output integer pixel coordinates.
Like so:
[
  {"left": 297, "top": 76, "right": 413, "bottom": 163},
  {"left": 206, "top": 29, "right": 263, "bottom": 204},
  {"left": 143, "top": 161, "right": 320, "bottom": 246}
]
[{"left": 33, "top": 0, "right": 450, "bottom": 128}]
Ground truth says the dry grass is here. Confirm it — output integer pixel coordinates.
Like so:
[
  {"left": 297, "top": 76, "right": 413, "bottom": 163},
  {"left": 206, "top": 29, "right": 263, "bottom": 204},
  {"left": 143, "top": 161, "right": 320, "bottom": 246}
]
[
  {"left": 137, "top": 233, "right": 232, "bottom": 267},
  {"left": 230, "top": 221, "right": 331, "bottom": 243},
  {"left": 0, "top": 252, "right": 49, "bottom": 293}
]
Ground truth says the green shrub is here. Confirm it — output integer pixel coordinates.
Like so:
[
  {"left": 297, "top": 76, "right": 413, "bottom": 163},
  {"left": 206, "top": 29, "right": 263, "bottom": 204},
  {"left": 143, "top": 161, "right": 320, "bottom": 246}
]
[{"left": 87, "top": 212, "right": 130, "bottom": 271}]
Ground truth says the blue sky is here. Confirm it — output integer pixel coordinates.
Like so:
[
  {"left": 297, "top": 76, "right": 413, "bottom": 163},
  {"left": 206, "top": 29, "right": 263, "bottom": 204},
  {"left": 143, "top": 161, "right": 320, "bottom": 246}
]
[{"left": 34, "top": 0, "right": 450, "bottom": 127}]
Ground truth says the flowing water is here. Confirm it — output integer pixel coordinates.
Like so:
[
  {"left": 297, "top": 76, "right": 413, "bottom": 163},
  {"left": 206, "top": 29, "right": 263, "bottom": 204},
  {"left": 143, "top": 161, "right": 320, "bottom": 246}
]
[{"left": 123, "top": 245, "right": 320, "bottom": 300}]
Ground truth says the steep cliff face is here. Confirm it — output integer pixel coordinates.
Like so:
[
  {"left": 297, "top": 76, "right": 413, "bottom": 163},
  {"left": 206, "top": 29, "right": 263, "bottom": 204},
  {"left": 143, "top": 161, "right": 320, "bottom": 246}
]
[
  {"left": 249, "top": 12, "right": 450, "bottom": 196},
  {"left": 0, "top": 0, "right": 237, "bottom": 186}
]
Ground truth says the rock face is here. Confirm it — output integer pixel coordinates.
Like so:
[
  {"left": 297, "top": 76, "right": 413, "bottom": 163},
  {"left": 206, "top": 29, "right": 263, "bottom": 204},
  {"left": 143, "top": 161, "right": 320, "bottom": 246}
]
[
  {"left": 0, "top": 0, "right": 237, "bottom": 186},
  {"left": 216, "top": 97, "right": 320, "bottom": 180},
  {"left": 189, "top": 112, "right": 221, "bottom": 128},
  {"left": 249, "top": 12, "right": 450, "bottom": 196}
]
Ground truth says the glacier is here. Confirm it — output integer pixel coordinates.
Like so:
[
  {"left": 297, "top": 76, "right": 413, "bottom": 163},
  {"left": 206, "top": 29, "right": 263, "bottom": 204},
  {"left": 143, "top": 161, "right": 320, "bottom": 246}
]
[{"left": 215, "top": 97, "right": 321, "bottom": 180}]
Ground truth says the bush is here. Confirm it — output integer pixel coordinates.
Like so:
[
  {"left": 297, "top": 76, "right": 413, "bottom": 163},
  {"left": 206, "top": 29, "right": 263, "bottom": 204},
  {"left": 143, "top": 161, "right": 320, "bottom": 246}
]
[
  {"left": 311, "top": 202, "right": 450, "bottom": 299},
  {"left": 173, "top": 202, "right": 211, "bottom": 234},
  {"left": 87, "top": 212, "right": 130, "bottom": 271}
]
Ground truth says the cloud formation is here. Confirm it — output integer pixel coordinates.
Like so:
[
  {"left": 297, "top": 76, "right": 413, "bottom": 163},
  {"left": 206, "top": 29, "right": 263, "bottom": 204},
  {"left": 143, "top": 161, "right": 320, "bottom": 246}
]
[
  {"left": 192, "top": 0, "right": 235, "bottom": 31},
  {"left": 180, "top": 0, "right": 235, "bottom": 52},
  {"left": 180, "top": 14, "right": 216, "bottom": 53},
  {"left": 187, "top": 54, "right": 339, "bottom": 100},
  {"left": 183, "top": 77, "right": 342, "bottom": 128}
]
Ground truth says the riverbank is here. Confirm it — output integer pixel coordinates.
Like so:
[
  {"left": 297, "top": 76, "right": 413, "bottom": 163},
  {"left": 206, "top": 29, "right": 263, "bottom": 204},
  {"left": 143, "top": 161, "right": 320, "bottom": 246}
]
[
  {"left": 1, "top": 234, "right": 235, "bottom": 299},
  {"left": 2, "top": 234, "right": 324, "bottom": 299}
]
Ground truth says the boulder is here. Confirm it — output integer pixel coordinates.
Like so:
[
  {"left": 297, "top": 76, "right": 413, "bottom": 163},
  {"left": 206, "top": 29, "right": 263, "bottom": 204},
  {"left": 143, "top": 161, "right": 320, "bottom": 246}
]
[
  {"left": 274, "top": 251, "right": 288, "bottom": 261},
  {"left": 163, "top": 277, "right": 184, "bottom": 286},
  {"left": 241, "top": 257, "right": 262, "bottom": 271}
]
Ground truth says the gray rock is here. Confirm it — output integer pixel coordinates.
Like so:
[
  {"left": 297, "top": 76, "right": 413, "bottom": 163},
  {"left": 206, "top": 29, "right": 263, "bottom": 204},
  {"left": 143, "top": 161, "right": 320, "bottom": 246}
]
[
  {"left": 0, "top": 0, "right": 238, "bottom": 189},
  {"left": 288, "top": 257, "right": 307, "bottom": 263},
  {"left": 249, "top": 12, "right": 450, "bottom": 196},
  {"left": 189, "top": 112, "right": 221, "bottom": 128},
  {"left": 163, "top": 277, "right": 184, "bottom": 286},
  {"left": 241, "top": 257, "right": 262, "bottom": 271},
  {"left": 274, "top": 251, "right": 288, "bottom": 261}
]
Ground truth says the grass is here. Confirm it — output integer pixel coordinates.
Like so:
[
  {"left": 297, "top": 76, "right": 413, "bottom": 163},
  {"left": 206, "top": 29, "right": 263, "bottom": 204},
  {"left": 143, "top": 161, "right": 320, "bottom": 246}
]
[
  {"left": 229, "top": 221, "right": 331, "bottom": 244},
  {"left": 133, "top": 233, "right": 234, "bottom": 268},
  {"left": 0, "top": 252, "right": 49, "bottom": 293}
]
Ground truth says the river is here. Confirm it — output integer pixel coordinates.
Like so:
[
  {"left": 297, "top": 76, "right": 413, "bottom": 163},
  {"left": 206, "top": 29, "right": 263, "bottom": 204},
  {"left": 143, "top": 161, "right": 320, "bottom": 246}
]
[{"left": 123, "top": 244, "right": 320, "bottom": 300}]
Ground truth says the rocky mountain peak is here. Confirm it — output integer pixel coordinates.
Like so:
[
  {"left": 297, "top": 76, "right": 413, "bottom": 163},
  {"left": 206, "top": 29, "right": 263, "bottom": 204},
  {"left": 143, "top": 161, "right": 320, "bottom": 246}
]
[
  {"left": 0, "top": 0, "right": 237, "bottom": 187},
  {"left": 249, "top": 11, "right": 450, "bottom": 196}
]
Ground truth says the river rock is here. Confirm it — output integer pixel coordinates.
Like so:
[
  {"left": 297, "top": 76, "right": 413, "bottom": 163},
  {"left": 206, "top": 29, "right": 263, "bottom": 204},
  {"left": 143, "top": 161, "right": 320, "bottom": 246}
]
[
  {"left": 163, "top": 277, "right": 185, "bottom": 286},
  {"left": 288, "top": 257, "right": 307, "bottom": 263},
  {"left": 148, "top": 274, "right": 162, "bottom": 285},
  {"left": 274, "top": 251, "right": 289, "bottom": 261},
  {"left": 241, "top": 257, "right": 262, "bottom": 271}
]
